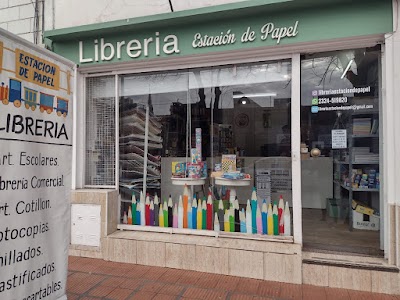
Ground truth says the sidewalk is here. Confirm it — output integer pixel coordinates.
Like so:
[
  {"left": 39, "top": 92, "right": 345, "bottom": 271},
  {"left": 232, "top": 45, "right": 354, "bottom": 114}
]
[{"left": 67, "top": 256, "right": 399, "bottom": 300}]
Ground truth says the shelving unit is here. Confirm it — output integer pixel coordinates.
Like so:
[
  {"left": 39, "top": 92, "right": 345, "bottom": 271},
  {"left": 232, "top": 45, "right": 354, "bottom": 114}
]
[
  {"left": 119, "top": 105, "right": 163, "bottom": 200},
  {"left": 333, "top": 110, "right": 380, "bottom": 231}
]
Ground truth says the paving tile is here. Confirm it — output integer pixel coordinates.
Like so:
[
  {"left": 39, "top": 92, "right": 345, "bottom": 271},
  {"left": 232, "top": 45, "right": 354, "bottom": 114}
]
[
  {"left": 348, "top": 290, "right": 375, "bottom": 300},
  {"left": 140, "top": 282, "right": 166, "bottom": 293},
  {"left": 257, "top": 281, "right": 281, "bottom": 298},
  {"left": 195, "top": 275, "right": 218, "bottom": 289},
  {"left": 159, "top": 268, "right": 186, "bottom": 283},
  {"left": 142, "top": 266, "right": 168, "bottom": 280},
  {"left": 279, "top": 282, "right": 302, "bottom": 300},
  {"left": 106, "top": 288, "right": 134, "bottom": 300},
  {"left": 80, "top": 297, "right": 100, "bottom": 300},
  {"left": 302, "top": 284, "right": 326, "bottom": 300},
  {"left": 128, "top": 290, "right": 157, "bottom": 300},
  {"left": 235, "top": 278, "right": 262, "bottom": 294},
  {"left": 119, "top": 278, "right": 144, "bottom": 290},
  {"left": 101, "top": 276, "right": 127, "bottom": 287},
  {"left": 158, "top": 284, "right": 185, "bottom": 296},
  {"left": 252, "top": 297, "right": 274, "bottom": 300},
  {"left": 216, "top": 275, "right": 240, "bottom": 291},
  {"left": 176, "top": 270, "right": 201, "bottom": 285},
  {"left": 152, "top": 294, "right": 177, "bottom": 300},
  {"left": 326, "top": 287, "right": 350, "bottom": 300},
  {"left": 67, "top": 284, "right": 93, "bottom": 294},
  {"left": 183, "top": 286, "right": 227, "bottom": 299},
  {"left": 88, "top": 285, "right": 116, "bottom": 297},
  {"left": 66, "top": 293, "right": 79, "bottom": 300},
  {"left": 230, "top": 293, "right": 254, "bottom": 300}
]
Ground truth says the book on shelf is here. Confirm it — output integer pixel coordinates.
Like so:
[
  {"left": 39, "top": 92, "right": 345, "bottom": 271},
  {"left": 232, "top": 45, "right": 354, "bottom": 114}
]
[
  {"left": 353, "top": 118, "right": 371, "bottom": 135},
  {"left": 370, "top": 119, "right": 379, "bottom": 134}
]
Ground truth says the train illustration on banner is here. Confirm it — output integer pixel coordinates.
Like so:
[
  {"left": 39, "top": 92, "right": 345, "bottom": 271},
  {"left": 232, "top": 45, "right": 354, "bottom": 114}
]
[{"left": 0, "top": 78, "right": 69, "bottom": 117}]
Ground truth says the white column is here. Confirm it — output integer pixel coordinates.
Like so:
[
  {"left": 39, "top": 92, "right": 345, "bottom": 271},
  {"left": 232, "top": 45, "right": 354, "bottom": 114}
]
[{"left": 291, "top": 54, "right": 302, "bottom": 245}]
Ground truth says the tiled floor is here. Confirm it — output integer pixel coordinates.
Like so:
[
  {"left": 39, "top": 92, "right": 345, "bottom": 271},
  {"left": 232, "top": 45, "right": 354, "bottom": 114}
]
[{"left": 67, "top": 256, "right": 400, "bottom": 300}]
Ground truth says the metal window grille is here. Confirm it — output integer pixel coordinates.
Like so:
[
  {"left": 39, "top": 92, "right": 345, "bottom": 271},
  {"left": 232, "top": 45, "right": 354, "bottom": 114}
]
[{"left": 85, "top": 76, "right": 116, "bottom": 186}]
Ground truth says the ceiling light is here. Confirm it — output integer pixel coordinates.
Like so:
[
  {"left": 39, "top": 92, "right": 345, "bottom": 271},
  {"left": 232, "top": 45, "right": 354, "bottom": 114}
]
[{"left": 233, "top": 92, "right": 277, "bottom": 99}]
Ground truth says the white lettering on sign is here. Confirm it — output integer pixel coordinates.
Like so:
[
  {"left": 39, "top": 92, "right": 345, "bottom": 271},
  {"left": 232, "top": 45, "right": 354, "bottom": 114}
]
[
  {"left": 260, "top": 21, "right": 299, "bottom": 44},
  {"left": 192, "top": 30, "right": 236, "bottom": 48},
  {"left": 79, "top": 32, "right": 180, "bottom": 63}
]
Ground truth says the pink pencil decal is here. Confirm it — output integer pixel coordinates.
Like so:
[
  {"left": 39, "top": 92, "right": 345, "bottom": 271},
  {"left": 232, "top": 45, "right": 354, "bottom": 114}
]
[
  {"left": 145, "top": 193, "right": 150, "bottom": 226},
  {"left": 173, "top": 203, "right": 178, "bottom": 228}
]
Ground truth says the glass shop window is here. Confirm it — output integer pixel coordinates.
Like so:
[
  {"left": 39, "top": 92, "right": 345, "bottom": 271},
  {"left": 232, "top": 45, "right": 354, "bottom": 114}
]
[
  {"left": 118, "top": 60, "right": 293, "bottom": 237},
  {"left": 300, "top": 46, "right": 382, "bottom": 256},
  {"left": 85, "top": 76, "right": 116, "bottom": 186}
]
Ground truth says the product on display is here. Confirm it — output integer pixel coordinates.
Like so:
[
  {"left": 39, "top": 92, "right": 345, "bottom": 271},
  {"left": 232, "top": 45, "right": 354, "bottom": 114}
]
[
  {"left": 132, "top": 194, "right": 137, "bottom": 225},
  {"left": 240, "top": 209, "right": 246, "bottom": 233},
  {"left": 221, "top": 154, "right": 237, "bottom": 172},
  {"left": 229, "top": 206, "right": 234, "bottom": 232},
  {"left": 123, "top": 211, "right": 128, "bottom": 224}
]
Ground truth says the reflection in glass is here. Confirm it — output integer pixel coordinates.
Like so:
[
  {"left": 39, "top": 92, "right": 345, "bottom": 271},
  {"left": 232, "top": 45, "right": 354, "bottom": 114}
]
[
  {"left": 118, "top": 61, "right": 293, "bottom": 237},
  {"left": 300, "top": 46, "right": 382, "bottom": 255}
]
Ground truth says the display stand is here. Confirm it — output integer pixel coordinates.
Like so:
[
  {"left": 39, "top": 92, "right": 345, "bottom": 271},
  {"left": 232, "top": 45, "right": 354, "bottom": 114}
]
[
  {"left": 214, "top": 177, "right": 251, "bottom": 203},
  {"left": 171, "top": 177, "right": 206, "bottom": 186}
]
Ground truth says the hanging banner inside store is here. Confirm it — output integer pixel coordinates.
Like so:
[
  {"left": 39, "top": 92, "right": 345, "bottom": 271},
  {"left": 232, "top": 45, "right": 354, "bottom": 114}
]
[{"left": 0, "top": 29, "right": 73, "bottom": 300}]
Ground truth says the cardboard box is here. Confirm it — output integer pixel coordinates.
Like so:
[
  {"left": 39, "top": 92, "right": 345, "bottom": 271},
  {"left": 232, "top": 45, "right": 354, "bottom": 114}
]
[
  {"left": 351, "top": 200, "right": 377, "bottom": 216},
  {"left": 352, "top": 210, "right": 379, "bottom": 231}
]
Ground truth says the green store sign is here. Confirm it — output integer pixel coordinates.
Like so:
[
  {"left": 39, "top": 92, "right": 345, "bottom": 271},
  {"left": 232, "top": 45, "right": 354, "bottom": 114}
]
[{"left": 45, "top": 0, "right": 392, "bottom": 65}]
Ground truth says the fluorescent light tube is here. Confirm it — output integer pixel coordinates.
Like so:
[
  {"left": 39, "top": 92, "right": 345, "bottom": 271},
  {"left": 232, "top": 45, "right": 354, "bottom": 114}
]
[
  {"left": 340, "top": 59, "right": 353, "bottom": 79},
  {"left": 233, "top": 92, "right": 277, "bottom": 98}
]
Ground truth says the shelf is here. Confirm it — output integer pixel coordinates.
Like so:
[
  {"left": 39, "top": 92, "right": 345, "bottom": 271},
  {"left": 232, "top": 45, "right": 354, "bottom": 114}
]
[
  {"left": 340, "top": 184, "right": 379, "bottom": 192},
  {"left": 215, "top": 177, "right": 251, "bottom": 187},
  {"left": 351, "top": 134, "right": 379, "bottom": 138},
  {"left": 334, "top": 160, "right": 379, "bottom": 165}
]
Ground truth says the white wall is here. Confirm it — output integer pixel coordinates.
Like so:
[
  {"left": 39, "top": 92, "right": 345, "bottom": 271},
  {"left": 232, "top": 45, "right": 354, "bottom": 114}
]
[
  {"left": 45, "top": 0, "right": 248, "bottom": 30},
  {"left": 1, "top": 0, "right": 249, "bottom": 43},
  {"left": 0, "top": 0, "right": 43, "bottom": 43}
]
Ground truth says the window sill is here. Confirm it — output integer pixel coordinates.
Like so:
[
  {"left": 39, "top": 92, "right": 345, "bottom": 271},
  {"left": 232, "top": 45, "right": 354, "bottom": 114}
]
[{"left": 116, "top": 224, "right": 293, "bottom": 243}]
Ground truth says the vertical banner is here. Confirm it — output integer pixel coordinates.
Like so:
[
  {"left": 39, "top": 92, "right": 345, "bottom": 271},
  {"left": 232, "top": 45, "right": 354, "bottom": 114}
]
[{"left": 0, "top": 30, "right": 73, "bottom": 300}]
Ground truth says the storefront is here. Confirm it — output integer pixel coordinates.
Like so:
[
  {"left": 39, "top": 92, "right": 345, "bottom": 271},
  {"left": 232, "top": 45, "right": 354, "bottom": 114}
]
[{"left": 44, "top": 0, "right": 400, "bottom": 294}]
